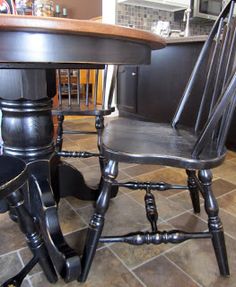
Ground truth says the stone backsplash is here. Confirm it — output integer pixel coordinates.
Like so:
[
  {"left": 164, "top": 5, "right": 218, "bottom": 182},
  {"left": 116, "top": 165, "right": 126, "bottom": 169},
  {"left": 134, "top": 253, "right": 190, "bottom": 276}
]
[{"left": 116, "top": 3, "right": 213, "bottom": 35}]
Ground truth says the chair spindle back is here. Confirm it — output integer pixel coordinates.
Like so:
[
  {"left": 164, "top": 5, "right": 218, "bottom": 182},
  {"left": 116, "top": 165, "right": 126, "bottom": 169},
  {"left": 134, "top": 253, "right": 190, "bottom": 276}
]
[
  {"left": 172, "top": 0, "right": 236, "bottom": 158},
  {"left": 56, "top": 64, "right": 117, "bottom": 113}
]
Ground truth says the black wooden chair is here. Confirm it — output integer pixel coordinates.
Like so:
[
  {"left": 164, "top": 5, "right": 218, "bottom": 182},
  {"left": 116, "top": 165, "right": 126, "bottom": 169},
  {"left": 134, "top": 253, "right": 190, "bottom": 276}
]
[
  {"left": 52, "top": 64, "right": 118, "bottom": 173},
  {"left": 80, "top": 1, "right": 236, "bottom": 281},
  {"left": 0, "top": 155, "right": 57, "bottom": 286}
]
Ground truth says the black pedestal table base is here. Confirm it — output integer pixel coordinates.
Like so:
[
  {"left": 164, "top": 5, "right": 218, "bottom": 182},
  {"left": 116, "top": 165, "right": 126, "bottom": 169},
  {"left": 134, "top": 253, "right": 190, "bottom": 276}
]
[{"left": 0, "top": 98, "right": 110, "bottom": 282}]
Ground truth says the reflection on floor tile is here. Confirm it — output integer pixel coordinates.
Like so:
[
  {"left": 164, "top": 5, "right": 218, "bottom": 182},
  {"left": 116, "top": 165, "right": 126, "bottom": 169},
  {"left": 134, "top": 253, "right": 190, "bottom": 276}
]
[
  {"left": 30, "top": 248, "right": 143, "bottom": 287},
  {"left": 58, "top": 199, "right": 87, "bottom": 234},
  {"left": 0, "top": 213, "right": 26, "bottom": 255},
  {"left": 165, "top": 236, "right": 236, "bottom": 287},
  {"left": 129, "top": 190, "right": 186, "bottom": 220},
  {"left": 77, "top": 194, "right": 151, "bottom": 235},
  {"left": 134, "top": 255, "right": 199, "bottom": 287},
  {"left": 0, "top": 252, "right": 31, "bottom": 287}
]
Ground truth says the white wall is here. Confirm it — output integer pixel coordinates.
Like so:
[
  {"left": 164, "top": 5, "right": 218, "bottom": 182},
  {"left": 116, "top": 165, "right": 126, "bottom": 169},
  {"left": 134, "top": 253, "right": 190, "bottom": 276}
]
[
  {"left": 102, "top": 0, "right": 116, "bottom": 24},
  {"left": 102, "top": 0, "right": 119, "bottom": 116}
]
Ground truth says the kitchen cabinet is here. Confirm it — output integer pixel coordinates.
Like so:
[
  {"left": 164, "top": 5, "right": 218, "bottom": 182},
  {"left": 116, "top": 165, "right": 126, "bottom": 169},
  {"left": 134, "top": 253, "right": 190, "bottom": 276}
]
[
  {"left": 117, "top": 36, "right": 236, "bottom": 150},
  {"left": 117, "top": 0, "right": 189, "bottom": 11}
]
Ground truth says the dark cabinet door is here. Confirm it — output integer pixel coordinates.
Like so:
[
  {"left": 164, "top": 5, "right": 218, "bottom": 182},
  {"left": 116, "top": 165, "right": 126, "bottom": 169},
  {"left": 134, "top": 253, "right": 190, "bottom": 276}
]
[
  {"left": 117, "top": 65, "right": 138, "bottom": 115},
  {"left": 137, "top": 42, "right": 203, "bottom": 123},
  {"left": 117, "top": 42, "right": 236, "bottom": 150}
]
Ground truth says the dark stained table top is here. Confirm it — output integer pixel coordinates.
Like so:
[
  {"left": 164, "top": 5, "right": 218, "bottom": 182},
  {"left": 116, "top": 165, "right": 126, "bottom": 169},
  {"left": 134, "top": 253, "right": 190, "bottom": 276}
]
[{"left": 0, "top": 15, "right": 166, "bottom": 67}]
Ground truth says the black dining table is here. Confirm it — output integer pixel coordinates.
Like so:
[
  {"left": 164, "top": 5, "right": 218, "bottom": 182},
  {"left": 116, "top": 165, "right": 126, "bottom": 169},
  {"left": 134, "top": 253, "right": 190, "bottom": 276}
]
[{"left": 0, "top": 14, "right": 165, "bottom": 284}]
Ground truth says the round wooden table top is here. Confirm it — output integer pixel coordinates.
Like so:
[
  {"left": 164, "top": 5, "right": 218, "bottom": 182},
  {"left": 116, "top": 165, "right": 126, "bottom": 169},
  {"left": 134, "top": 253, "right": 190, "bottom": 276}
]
[{"left": 0, "top": 15, "right": 166, "bottom": 67}]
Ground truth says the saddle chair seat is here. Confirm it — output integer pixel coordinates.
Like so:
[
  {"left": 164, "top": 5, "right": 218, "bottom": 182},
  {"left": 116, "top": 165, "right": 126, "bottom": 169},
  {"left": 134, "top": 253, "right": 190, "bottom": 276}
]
[{"left": 102, "top": 118, "right": 226, "bottom": 169}]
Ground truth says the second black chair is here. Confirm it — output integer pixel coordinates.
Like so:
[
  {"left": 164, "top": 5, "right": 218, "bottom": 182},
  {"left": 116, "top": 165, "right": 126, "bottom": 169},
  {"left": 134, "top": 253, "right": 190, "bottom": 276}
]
[{"left": 53, "top": 64, "right": 118, "bottom": 174}]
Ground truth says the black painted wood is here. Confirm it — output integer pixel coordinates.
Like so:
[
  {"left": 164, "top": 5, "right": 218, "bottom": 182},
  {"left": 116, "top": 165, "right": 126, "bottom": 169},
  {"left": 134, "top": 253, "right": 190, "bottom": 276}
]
[
  {"left": 0, "top": 31, "right": 151, "bottom": 66},
  {"left": 0, "top": 155, "right": 27, "bottom": 199},
  {"left": 0, "top": 155, "right": 57, "bottom": 285},
  {"left": 0, "top": 16, "right": 165, "bottom": 285},
  {"left": 118, "top": 41, "right": 236, "bottom": 150},
  {"left": 53, "top": 65, "right": 118, "bottom": 196},
  {"left": 102, "top": 118, "right": 226, "bottom": 169},
  {"left": 82, "top": 1, "right": 236, "bottom": 281}
]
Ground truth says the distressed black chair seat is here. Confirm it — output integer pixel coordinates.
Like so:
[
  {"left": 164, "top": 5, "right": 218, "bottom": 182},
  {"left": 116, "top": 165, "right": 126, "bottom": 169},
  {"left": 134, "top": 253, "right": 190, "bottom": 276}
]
[
  {"left": 54, "top": 104, "right": 115, "bottom": 117},
  {"left": 102, "top": 118, "right": 226, "bottom": 169},
  {"left": 80, "top": 0, "right": 236, "bottom": 282}
]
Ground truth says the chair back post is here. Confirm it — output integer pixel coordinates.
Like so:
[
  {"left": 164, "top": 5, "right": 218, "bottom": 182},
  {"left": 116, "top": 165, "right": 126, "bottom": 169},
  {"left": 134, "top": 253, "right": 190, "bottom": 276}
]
[
  {"left": 102, "top": 65, "right": 108, "bottom": 110},
  {"left": 93, "top": 69, "right": 99, "bottom": 106},
  {"left": 107, "top": 65, "right": 118, "bottom": 109},
  {"left": 57, "top": 69, "right": 62, "bottom": 106},
  {"left": 171, "top": 0, "right": 235, "bottom": 129},
  {"left": 171, "top": 0, "right": 236, "bottom": 158},
  {"left": 192, "top": 71, "right": 236, "bottom": 157},
  {"left": 67, "top": 69, "right": 72, "bottom": 106}
]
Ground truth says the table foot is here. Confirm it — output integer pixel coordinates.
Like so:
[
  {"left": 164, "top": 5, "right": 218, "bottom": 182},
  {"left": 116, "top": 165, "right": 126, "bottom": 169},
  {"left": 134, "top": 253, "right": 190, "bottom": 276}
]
[{"left": 51, "top": 158, "right": 119, "bottom": 201}]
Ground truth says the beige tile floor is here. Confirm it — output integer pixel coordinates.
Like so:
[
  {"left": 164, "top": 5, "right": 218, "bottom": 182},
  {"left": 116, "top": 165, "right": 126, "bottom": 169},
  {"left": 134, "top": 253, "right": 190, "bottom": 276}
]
[{"left": 1, "top": 117, "right": 236, "bottom": 287}]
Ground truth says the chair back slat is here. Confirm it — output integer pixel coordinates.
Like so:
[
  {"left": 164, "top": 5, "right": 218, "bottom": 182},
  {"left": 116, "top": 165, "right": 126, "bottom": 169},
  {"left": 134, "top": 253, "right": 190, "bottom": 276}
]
[
  {"left": 209, "top": 3, "right": 235, "bottom": 116},
  {"left": 217, "top": 94, "right": 236, "bottom": 153},
  {"left": 93, "top": 69, "right": 99, "bottom": 106},
  {"left": 55, "top": 64, "right": 117, "bottom": 114},
  {"left": 172, "top": 0, "right": 236, "bottom": 158},
  {"left": 76, "top": 69, "right": 81, "bottom": 106},
  {"left": 67, "top": 69, "right": 72, "bottom": 107},
  {"left": 216, "top": 21, "right": 236, "bottom": 144},
  {"left": 107, "top": 65, "right": 118, "bottom": 109},
  {"left": 194, "top": 17, "right": 224, "bottom": 132},
  {"left": 85, "top": 69, "right": 90, "bottom": 106},
  {"left": 192, "top": 71, "right": 236, "bottom": 157},
  {"left": 171, "top": 9, "right": 226, "bottom": 128},
  {"left": 57, "top": 69, "right": 62, "bottom": 106},
  {"left": 102, "top": 65, "right": 108, "bottom": 110},
  {"left": 224, "top": 19, "right": 236, "bottom": 82}
]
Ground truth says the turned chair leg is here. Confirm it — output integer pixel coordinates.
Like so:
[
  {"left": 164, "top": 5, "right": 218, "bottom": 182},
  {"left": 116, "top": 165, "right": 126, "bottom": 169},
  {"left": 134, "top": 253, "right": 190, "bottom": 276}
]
[
  {"left": 198, "top": 169, "right": 230, "bottom": 276},
  {"left": 55, "top": 115, "right": 64, "bottom": 152},
  {"left": 95, "top": 115, "right": 106, "bottom": 173},
  {"left": 186, "top": 169, "right": 200, "bottom": 213},
  {"left": 80, "top": 160, "right": 118, "bottom": 282}
]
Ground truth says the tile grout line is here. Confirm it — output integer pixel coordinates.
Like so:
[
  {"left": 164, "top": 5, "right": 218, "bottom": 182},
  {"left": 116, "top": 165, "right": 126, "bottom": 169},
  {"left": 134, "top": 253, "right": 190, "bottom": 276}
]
[
  {"left": 63, "top": 197, "right": 89, "bottom": 227},
  {"left": 128, "top": 240, "right": 191, "bottom": 271},
  {"left": 16, "top": 250, "right": 34, "bottom": 287},
  {"left": 107, "top": 246, "right": 147, "bottom": 287},
  {"left": 0, "top": 248, "right": 25, "bottom": 259},
  {"left": 163, "top": 254, "right": 204, "bottom": 287}
]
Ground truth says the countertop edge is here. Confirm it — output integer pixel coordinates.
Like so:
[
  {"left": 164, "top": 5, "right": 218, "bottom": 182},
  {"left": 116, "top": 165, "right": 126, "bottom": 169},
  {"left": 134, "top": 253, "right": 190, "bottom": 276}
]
[{"left": 166, "top": 35, "right": 208, "bottom": 44}]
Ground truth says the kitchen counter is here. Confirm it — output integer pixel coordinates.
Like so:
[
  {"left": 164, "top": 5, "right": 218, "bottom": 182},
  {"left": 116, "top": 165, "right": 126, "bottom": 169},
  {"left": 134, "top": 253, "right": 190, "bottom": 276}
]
[{"left": 166, "top": 35, "right": 208, "bottom": 44}]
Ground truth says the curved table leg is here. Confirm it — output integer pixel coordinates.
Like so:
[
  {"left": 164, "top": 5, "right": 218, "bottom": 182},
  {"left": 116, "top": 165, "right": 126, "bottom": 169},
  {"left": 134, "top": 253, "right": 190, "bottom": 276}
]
[
  {"left": 28, "top": 159, "right": 81, "bottom": 282},
  {"left": 0, "top": 98, "right": 81, "bottom": 282}
]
